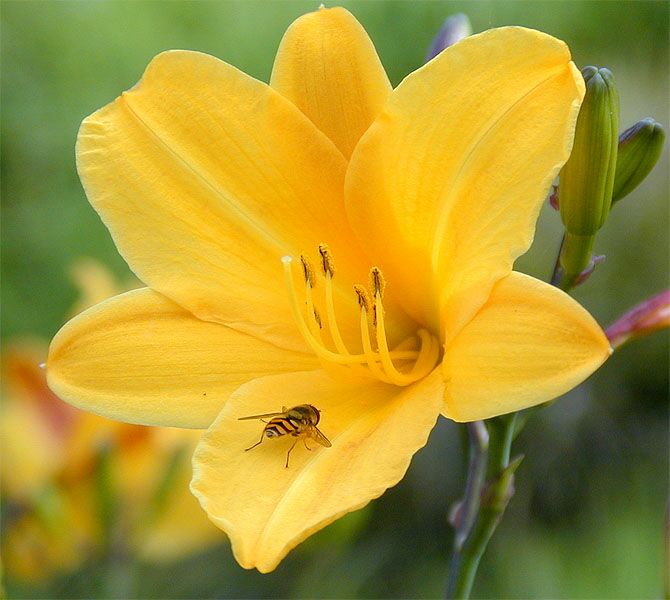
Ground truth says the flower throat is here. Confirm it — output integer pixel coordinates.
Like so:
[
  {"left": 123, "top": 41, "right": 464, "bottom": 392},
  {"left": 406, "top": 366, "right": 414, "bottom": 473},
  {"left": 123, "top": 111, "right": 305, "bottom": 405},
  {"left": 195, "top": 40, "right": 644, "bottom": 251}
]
[{"left": 282, "top": 244, "right": 440, "bottom": 386}]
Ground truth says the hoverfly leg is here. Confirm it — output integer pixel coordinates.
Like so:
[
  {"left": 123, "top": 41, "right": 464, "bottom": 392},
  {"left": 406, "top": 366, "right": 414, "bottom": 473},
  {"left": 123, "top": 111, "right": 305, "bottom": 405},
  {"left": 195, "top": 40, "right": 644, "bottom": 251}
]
[
  {"left": 245, "top": 430, "right": 265, "bottom": 452},
  {"left": 303, "top": 438, "right": 313, "bottom": 451},
  {"left": 285, "top": 438, "right": 300, "bottom": 468}
]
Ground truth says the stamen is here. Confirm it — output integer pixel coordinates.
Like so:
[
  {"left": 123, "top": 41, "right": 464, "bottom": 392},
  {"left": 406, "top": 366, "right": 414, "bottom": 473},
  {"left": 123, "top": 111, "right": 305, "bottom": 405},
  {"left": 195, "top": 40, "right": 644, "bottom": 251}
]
[
  {"left": 358, "top": 302, "right": 393, "bottom": 384},
  {"left": 300, "top": 254, "right": 316, "bottom": 288},
  {"left": 301, "top": 258, "right": 321, "bottom": 339},
  {"left": 408, "top": 329, "right": 441, "bottom": 377},
  {"left": 321, "top": 246, "right": 353, "bottom": 358},
  {"left": 313, "top": 308, "right": 323, "bottom": 329},
  {"left": 281, "top": 256, "right": 420, "bottom": 367},
  {"left": 353, "top": 284, "right": 371, "bottom": 312},
  {"left": 318, "top": 243, "right": 335, "bottom": 277},
  {"left": 282, "top": 255, "right": 438, "bottom": 385},
  {"left": 370, "top": 267, "right": 386, "bottom": 297},
  {"left": 373, "top": 288, "right": 438, "bottom": 385}
]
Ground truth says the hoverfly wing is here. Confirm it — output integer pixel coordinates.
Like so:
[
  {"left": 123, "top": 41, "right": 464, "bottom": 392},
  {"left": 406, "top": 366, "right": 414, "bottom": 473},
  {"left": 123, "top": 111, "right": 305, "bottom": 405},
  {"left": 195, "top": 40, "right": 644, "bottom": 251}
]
[
  {"left": 238, "top": 411, "right": 286, "bottom": 421},
  {"left": 312, "top": 427, "right": 332, "bottom": 448}
]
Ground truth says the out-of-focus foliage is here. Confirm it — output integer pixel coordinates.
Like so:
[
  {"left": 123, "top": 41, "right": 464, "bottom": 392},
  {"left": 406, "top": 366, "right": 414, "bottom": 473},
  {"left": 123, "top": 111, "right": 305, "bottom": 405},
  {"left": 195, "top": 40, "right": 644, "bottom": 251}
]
[{"left": 1, "top": 1, "right": 667, "bottom": 598}]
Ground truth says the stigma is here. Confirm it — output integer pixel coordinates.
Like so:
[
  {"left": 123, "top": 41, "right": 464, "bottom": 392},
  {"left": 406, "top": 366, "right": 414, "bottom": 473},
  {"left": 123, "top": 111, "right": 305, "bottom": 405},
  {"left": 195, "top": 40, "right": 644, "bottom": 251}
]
[{"left": 282, "top": 246, "right": 440, "bottom": 386}]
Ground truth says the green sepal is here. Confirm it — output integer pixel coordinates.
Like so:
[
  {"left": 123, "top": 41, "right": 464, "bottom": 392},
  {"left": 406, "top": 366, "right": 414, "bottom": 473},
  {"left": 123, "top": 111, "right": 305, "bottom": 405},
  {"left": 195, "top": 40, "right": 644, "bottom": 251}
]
[{"left": 612, "top": 118, "right": 665, "bottom": 203}]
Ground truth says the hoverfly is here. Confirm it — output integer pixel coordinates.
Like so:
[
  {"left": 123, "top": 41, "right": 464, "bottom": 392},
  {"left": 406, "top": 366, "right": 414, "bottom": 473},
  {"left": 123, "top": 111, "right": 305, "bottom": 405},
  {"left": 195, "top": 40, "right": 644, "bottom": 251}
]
[{"left": 238, "top": 404, "right": 332, "bottom": 468}]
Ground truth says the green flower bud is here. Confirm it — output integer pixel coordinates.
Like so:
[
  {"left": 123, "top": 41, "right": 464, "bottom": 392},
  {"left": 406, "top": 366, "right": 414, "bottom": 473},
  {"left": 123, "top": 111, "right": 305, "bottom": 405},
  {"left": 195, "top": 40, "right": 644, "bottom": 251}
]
[
  {"left": 558, "top": 66, "right": 619, "bottom": 289},
  {"left": 612, "top": 118, "right": 665, "bottom": 203},
  {"left": 559, "top": 66, "right": 619, "bottom": 235}
]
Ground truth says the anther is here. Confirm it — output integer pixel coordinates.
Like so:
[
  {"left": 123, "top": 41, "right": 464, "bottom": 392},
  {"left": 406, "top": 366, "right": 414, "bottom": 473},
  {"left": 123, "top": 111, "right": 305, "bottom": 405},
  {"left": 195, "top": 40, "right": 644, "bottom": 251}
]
[
  {"left": 353, "top": 285, "right": 371, "bottom": 312},
  {"left": 300, "top": 254, "right": 316, "bottom": 287},
  {"left": 370, "top": 267, "right": 386, "bottom": 297},
  {"left": 318, "top": 243, "right": 335, "bottom": 277},
  {"left": 281, "top": 254, "right": 437, "bottom": 386}
]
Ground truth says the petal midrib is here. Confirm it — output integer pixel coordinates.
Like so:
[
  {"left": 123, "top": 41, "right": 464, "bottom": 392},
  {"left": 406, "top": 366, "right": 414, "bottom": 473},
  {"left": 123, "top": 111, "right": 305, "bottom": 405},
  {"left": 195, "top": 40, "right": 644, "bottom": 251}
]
[{"left": 118, "top": 92, "right": 288, "bottom": 257}]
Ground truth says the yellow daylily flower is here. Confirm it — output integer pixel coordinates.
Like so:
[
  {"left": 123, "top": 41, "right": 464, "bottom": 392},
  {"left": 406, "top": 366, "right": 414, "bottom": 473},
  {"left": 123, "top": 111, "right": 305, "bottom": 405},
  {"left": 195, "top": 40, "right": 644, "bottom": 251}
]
[{"left": 47, "top": 7, "right": 611, "bottom": 573}]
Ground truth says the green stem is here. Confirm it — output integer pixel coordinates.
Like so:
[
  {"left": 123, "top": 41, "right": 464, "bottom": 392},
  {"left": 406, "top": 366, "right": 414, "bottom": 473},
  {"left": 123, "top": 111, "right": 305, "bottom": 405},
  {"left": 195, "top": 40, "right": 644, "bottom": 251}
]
[
  {"left": 558, "top": 232, "right": 596, "bottom": 290},
  {"left": 446, "top": 422, "right": 489, "bottom": 597},
  {"left": 486, "top": 414, "right": 517, "bottom": 476},
  {"left": 446, "top": 414, "right": 522, "bottom": 599}
]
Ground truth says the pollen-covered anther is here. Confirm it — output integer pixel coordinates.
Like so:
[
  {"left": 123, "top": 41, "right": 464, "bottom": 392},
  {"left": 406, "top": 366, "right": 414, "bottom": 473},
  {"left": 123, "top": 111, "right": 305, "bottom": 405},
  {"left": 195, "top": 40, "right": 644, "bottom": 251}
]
[
  {"left": 318, "top": 243, "right": 335, "bottom": 277},
  {"left": 281, "top": 252, "right": 439, "bottom": 387},
  {"left": 353, "top": 284, "right": 371, "bottom": 312},
  {"left": 370, "top": 267, "right": 386, "bottom": 297},
  {"left": 300, "top": 254, "right": 316, "bottom": 288}
]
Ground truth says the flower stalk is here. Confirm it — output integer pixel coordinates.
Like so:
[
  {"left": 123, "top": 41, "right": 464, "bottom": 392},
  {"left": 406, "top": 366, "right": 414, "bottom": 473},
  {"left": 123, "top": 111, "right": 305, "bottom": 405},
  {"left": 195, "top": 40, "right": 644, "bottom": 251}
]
[
  {"left": 446, "top": 414, "right": 522, "bottom": 599},
  {"left": 447, "top": 421, "right": 489, "bottom": 592}
]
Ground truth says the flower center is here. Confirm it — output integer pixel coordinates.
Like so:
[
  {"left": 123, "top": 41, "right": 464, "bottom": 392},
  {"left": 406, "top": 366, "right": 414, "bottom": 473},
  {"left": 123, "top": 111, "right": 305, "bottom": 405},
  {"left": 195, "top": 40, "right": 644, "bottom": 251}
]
[{"left": 282, "top": 244, "right": 440, "bottom": 386}]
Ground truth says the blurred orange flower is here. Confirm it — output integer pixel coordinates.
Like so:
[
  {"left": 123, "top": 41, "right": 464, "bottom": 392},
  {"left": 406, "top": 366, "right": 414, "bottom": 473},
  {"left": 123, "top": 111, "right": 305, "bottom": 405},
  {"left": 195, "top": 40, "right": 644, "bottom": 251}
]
[{"left": 1, "top": 261, "right": 221, "bottom": 581}]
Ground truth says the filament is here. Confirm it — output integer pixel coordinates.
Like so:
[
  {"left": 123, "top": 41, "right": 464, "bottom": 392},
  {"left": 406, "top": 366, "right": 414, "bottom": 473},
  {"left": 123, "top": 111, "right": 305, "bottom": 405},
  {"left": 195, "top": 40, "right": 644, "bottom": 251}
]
[{"left": 281, "top": 253, "right": 439, "bottom": 385}]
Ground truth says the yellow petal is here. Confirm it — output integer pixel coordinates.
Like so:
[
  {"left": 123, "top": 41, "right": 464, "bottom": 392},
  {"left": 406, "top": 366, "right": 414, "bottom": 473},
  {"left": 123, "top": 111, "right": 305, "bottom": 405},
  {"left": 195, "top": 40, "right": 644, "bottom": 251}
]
[
  {"left": 77, "top": 49, "right": 370, "bottom": 352},
  {"left": 271, "top": 6, "right": 391, "bottom": 159},
  {"left": 346, "top": 27, "right": 584, "bottom": 339},
  {"left": 442, "top": 272, "right": 611, "bottom": 421},
  {"left": 191, "top": 368, "right": 443, "bottom": 572},
  {"left": 47, "top": 288, "right": 319, "bottom": 428}
]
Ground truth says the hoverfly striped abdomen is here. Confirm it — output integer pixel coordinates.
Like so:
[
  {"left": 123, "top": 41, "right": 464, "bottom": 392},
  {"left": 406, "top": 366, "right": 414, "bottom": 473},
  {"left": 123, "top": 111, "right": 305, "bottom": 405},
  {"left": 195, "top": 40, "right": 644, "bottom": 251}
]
[{"left": 264, "top": 414, "right": 302, "bottom": 438}]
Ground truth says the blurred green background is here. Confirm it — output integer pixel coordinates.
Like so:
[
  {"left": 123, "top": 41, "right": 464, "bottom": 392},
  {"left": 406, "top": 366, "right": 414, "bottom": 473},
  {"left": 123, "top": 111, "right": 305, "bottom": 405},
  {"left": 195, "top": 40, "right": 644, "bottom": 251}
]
[{"left": 1, "top": 0, "right": 667, "bottom": 598}]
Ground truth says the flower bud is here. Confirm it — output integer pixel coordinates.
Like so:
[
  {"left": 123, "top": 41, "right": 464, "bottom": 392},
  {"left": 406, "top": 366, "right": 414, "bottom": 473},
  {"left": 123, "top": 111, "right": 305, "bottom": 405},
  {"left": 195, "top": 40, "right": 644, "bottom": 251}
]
[
  {"left": 560, "top": 66, "right": 619, "bottom": 235},
  {"left": 612, "top": 118, "right": 665, "bottom": 203},
  {"left": 425, "top": 13, "right": 472, "bottom": 62},
  {"left": 558, "top": 66, "right": 619, "bottom": 288},
  {"left": 605, "top": 290, "right": 670, "bottom": 349}
]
